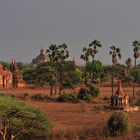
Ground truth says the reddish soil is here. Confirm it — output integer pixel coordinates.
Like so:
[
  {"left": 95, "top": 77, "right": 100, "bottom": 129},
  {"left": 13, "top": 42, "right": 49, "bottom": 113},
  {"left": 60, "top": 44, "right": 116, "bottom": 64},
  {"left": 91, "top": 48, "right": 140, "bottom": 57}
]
[{"left": 0, "top": 86, "right": 140, "bottom": 139}]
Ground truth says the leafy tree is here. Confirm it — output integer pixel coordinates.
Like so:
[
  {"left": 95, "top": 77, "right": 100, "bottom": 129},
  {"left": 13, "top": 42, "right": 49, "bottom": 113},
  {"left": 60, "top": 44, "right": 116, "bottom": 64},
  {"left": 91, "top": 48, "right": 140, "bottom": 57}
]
[
  {"left": 62, "top": 61, "right": 81, "bottom": 89},
  {"left": 132, "top": 40, "right": 140, "bottom": 97},
  {"left": 87, "top": 60, "right": 106, "bottom": 84},
  {"left": 23, "top": 67, "right": 36, "bottom": 85},
  {"left": 124, "top": 68, "right": 140, "bottom": 84},
  {"left": 0, "top": 94, "right": 52, "bottom": 140},
  {"left": 109, "top": 46, "right": 121, "bottom": 96}
]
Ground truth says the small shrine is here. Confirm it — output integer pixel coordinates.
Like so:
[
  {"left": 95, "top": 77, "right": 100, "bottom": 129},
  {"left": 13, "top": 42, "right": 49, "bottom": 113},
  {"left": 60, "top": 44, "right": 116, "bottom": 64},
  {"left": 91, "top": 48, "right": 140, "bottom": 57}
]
[{"left": 111, "top": 80, "right": 129, "bottom": 110}]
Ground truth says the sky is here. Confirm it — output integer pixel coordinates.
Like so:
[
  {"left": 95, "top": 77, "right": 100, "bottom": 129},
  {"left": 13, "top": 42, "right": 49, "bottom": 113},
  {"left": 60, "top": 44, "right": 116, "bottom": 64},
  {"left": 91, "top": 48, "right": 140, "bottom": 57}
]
[{"left": 0, "top": 0, "right": 140, "bottom": 65}]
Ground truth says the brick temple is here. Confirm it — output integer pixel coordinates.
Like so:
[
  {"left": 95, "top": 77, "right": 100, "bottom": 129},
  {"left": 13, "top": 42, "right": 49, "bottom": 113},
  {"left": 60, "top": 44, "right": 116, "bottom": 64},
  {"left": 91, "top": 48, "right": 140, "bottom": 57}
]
[{"left": 0, "top": 60, "right": 25, "bottom": 88}]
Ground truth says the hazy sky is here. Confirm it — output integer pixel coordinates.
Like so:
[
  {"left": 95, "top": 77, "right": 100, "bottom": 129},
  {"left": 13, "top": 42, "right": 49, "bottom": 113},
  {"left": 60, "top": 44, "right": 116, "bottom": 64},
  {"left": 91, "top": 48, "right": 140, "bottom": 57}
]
[{"left": 0, "top": 0, "right": 140, "bottom": 65}]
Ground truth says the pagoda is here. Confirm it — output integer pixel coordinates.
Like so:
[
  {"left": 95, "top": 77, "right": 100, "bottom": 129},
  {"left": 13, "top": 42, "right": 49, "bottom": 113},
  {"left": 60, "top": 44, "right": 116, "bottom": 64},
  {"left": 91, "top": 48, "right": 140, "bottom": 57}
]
[{"left": 111, "top": 80, "right": 129, "bottom": 109}]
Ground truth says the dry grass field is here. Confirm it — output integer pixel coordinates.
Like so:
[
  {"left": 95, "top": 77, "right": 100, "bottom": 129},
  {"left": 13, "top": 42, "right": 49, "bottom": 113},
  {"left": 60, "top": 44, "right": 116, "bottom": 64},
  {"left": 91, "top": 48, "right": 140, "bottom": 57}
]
[{"left": 1, "top": 86, "right": 140, "bottom": 140}]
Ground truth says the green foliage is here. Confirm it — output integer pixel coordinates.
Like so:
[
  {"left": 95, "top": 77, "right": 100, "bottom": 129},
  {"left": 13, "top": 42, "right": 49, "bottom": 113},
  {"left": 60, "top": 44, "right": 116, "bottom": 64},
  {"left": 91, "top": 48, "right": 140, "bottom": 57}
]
[
  {"left": 58, "top": 93, "right": 77, "bottom": 102},
  {"left": 0, "top": 94, "right": 52, "bottom": 139},
  {"left": 17, "top": 62, "right": 27, "bottom": 71},
  {"left": 87, "top": 60, "right": 106, "bottom": 82},
  {"left": 107, "top": 111, "right": 132, "bottom": 136},
  {"left": 31, "top": 93, "right": 43, "bottom": 100},
  {"left": 86, "top": 83, "right": 100, "bottom": 97},
  {"left": 31, "top": 94, "right": 52, "bottom": 102},
  {"left": 123, "top": 68, "right": 140, "bottom": 84},
  {"left": 135, "top": 98, "right": 140, "bottom": 106},
  {"left": 0, "top": 61, "right": 10, "bottom": 69},
  {"left": 62, "top": 61, "right": 81, "bottom": 87},
  {"left": 77, "top": 88, "right": 92, "bottom": 102},
  {"left": 23, "top": 67, "right": 36, "bottom": 84}
]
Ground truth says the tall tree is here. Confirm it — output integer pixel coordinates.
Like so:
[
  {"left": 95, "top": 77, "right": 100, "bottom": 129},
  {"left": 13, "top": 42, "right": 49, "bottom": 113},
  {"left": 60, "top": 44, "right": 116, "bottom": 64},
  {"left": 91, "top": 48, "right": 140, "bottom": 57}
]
[
  {"left": 46, "top": 45, "right": 59, "bottom": 95},
  {"left": 80, "top": 47, "right": 91, "bottom": 83},
  {"left": 109, "top": 46, "right": 121, "bottom": 96},
  {"left": 132, "top": 40, "right": 140, "bottom": 97},
  {"left": 47, "top": 43, "right": 69, "bottom": 95},
  {"left": 89, "top": 40, "right": 102, "bottom": 79},
  {"left": 125, "top": 58, "right": 133, "bottom": 69}
]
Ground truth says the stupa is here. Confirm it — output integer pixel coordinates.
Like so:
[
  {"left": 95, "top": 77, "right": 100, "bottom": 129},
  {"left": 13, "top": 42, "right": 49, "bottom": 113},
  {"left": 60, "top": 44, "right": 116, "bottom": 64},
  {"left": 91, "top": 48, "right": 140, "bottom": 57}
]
[
  {"left": 111, "top": 80, "right": 129, "bottom": 110},
  {"left": 10, "top": 59, "right": 25, "bottom": 88}
]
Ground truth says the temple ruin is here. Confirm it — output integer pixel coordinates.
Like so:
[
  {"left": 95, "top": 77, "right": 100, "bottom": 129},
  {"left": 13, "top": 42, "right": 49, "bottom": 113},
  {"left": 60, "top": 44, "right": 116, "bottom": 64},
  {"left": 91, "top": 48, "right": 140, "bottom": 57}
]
[
  {"left": 10, "top": 60, "right": 25, "bottom": 88},
  {"left": 0, "top": 60, "right": 25, "bottom": 88},
  {"left": 32, "top": 48, "right": 49, "bottom": 66},
  {"left": 0, "top": 63, "right": 12, "bottom": 88}
]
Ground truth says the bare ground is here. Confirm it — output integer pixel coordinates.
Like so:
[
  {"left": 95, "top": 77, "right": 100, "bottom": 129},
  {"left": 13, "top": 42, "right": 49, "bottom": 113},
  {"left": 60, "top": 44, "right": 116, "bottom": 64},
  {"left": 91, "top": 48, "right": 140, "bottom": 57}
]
[{"left": 0, "top": 86, "right": 140, "bottom": 139}]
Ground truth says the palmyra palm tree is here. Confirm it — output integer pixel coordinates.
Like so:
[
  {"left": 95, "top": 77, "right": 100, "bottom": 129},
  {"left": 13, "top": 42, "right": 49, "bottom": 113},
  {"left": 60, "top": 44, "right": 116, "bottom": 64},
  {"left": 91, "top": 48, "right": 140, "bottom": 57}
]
[
  {"left": 89, "top": 40, "right": 102, "bottom": 79},
  {"left": 109, "top": 46, "right": 121, "bottom": 96},
  {"left": 125, "top": 58, "right": 133, "bottom": 69},
  {"left": 132, "top": 40, "right": 140, "bottom": 97},
  {"left": 80, "top": 47, "right": 91, "bottom": 83},
  {"left": 46, "top": 43, "right": 69, "bottom": 95}
]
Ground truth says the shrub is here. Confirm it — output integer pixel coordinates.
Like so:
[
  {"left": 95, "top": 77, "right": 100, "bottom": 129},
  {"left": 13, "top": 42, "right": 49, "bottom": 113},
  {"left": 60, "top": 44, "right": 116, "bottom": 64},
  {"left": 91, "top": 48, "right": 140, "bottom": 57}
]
[
  {"left": 62, "top": 82, "right": 74, "bottom": 89},
  {"left": 103, "top": 95, "right": 110, "bottom": 103},
  {"left": 31, "top": 94, "right": 52, "bottom": 102},
  {"left": 58, "top": 93, "right": 77, "bottom": 102},
  {"left": 136, "top": 98, "right": 140, "bottom": 106},
  {"left": 89, "top": 86, "right": 99, "bottom": 97},
  {"left": 0, "top": 94, "right": 52, "bottom": 139},
  {"left": 107, "top": 111, "right": 132, "bottom": 136},
  {"left": 31, "top": 93, "right": 43, "bottom": 100},
  {"left": 95, "top": 105, "right": 108, "bottom": 111},
  {"left": 86, "top": 83, "right": 100, "bottom": 97},
  {"left": 77, "top": 88, "right": 92, "bottom": 102}
]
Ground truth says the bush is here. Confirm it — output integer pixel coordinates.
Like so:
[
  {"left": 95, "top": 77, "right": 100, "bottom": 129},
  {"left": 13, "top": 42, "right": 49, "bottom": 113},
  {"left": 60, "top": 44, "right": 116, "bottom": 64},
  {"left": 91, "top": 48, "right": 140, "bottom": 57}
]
[
  {"left": 62, "top": 82, "right": 74, "bottom": 89},
  {"left": 135, "top": 98, "right": 140, "bottom": 106},
  {"left": 77, "top": 88, "right": 92, "bottom": 102},
  {"left": 31, "top": 94, "right": 52, "bottom": 102},
  {"left": 86, "top": 83, "right": 100, "bottom": 97},
  {"left": 58, "top": 93, "right": 77, "bottom": 102},
  {"left": 0, "top": 94, "right": 52, "bottom": 139},
  {"left": 89, "top": 86, "right": 99, "bottom": 97},
  {"left": 103, "top": 95, "right": 110, "bottom": 103},
  {"left": 107, "top": 111, "right": 132, "bottom": 136},
  {"left": 130, "top": 98, "right": 140, "bottom": 106},
  {"left": 31, "top": 93, "right": 43, "bottom": 100}
]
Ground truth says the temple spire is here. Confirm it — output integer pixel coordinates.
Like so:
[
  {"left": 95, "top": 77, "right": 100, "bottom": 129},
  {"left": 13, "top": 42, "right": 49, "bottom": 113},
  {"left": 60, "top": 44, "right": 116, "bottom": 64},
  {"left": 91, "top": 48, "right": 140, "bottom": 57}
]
[{"left": 72, "top": 57, "right": 76, "bottom": 65}]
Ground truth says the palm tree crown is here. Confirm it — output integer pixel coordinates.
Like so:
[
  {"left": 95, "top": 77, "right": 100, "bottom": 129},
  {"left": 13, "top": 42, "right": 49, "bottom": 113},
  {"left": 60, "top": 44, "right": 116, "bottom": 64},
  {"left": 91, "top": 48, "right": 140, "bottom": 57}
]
[
  {"left": 110, "top": 46, "right": 121, "bottom": 64},
  {"left": 132, "top": 40, "right": 140, "bottom": 59}
]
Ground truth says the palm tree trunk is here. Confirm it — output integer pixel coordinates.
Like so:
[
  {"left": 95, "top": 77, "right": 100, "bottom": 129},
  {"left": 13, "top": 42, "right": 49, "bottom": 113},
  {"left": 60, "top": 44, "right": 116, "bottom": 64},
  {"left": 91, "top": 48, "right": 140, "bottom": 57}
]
[
  {"left": 112, "top": 64, "right": 114, "bottom": 96},
  {"left": 59, "top": 62, "right": 63, "bottom": 95},
  {"left": 50, "top": 85, "right": 53, "bottom": 96},
  {"left": 54, "top": 83, "right": 57, "bottom": 95},
  {"left": 133, "top": 58, "right": 137, "bottom": 97},
  {"left": 84, "top": 60, "right": 88, "bottom": 84},
  {"left": 2, "top": 76, "right": 5, "bottom": 88},
  {"left": 91, "top": 55, "right": 95, "bottom": 80}
]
